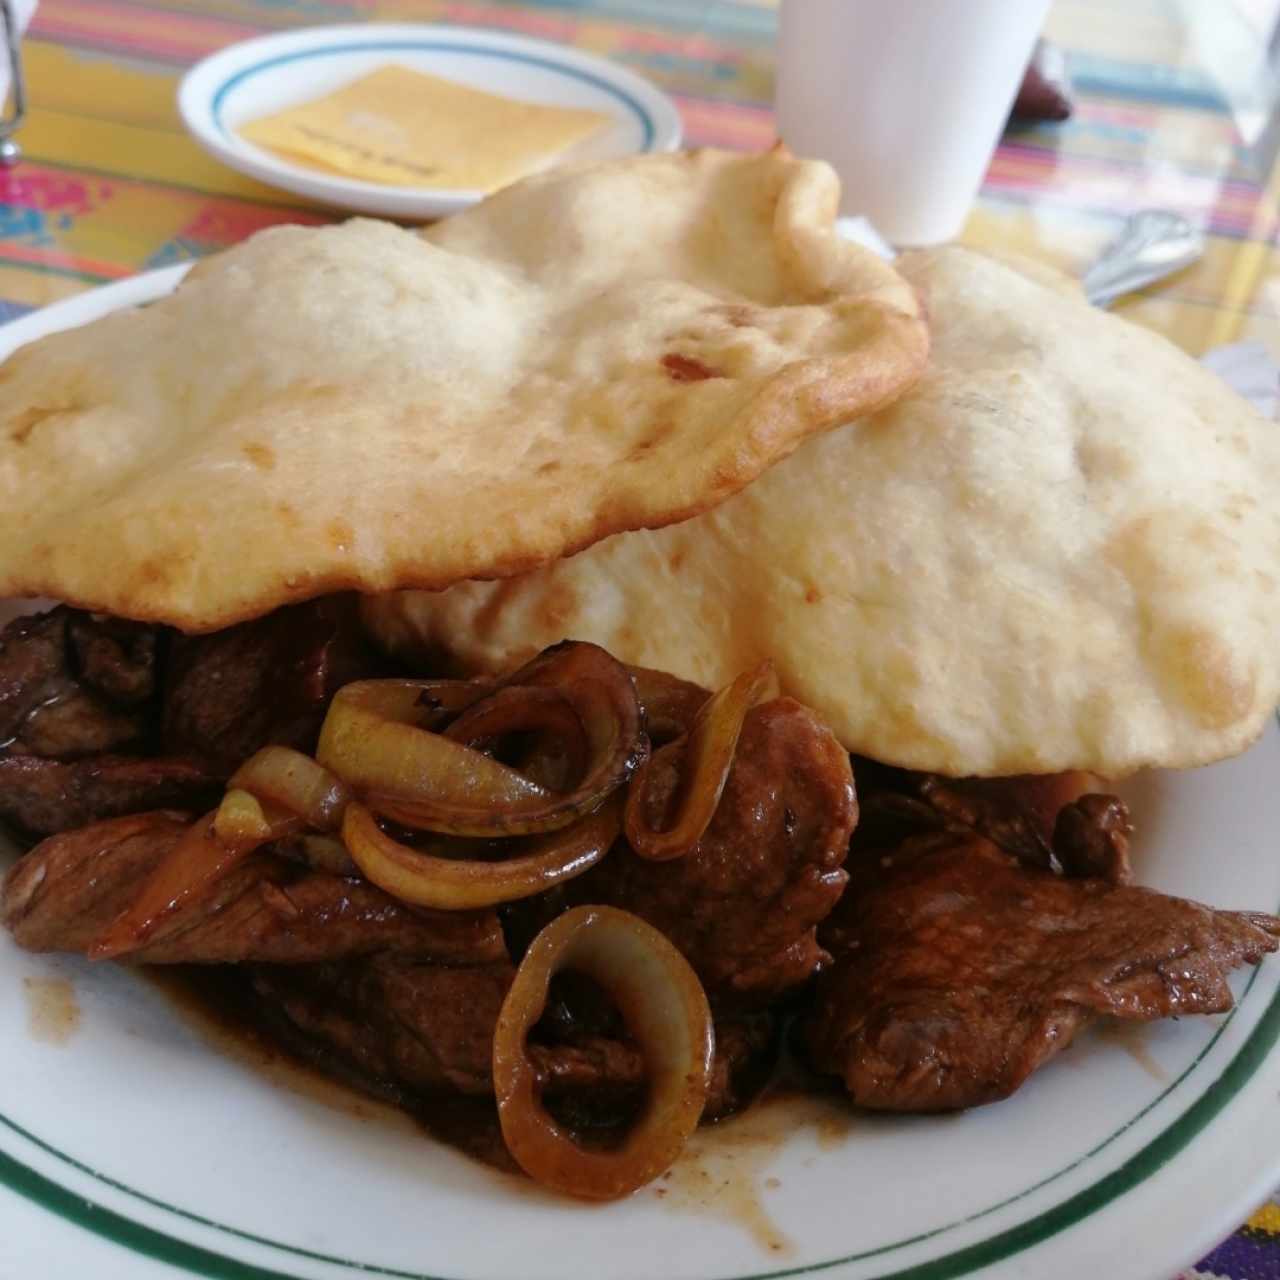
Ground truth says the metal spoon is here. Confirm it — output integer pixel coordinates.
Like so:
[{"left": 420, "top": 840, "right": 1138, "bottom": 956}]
[
  {"left": 0, "top": 0, "right": 25, "bottom": 169},
  {"left": 1082, "top": 209, "right": 1204, "bottom": 308}
]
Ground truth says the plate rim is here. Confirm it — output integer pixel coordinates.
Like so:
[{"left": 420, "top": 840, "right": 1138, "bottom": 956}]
[
  {"left": 176, "top": 21, "right": 684, "bottom": 219},
  {"left": 0, "top": 957, "right": 1276, "bottom": 1280},
  {"left": 2, "top": 277, "right": 1279, "bottom": 1280}
]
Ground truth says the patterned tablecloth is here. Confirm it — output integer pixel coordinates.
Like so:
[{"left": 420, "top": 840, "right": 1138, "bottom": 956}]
[{"left": 2, "top": 1, "right": 1280, "bottom": 1276}]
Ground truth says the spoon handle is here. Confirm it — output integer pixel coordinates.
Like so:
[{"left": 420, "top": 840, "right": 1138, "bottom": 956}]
[
  {"left": 1082, "top": 210, "right": 1205, "bottom": 308},
  {"left": 0, "top": 0, "right": 26, "bottom": 167}
]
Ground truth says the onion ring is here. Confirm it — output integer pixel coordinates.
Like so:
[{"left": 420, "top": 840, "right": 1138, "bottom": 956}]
[
  {"left": 341, "top": 797, "right": 621, "bottom": 910},
  {"left": 317, "top": 683, "right": 552, "bottom": 821},
  {"left": 624, "top": 660, "right": 777, "bottom": 861},
  {"left": 334, "top": 678, "right": 493, "bottom": 729},
  {"left": 446, "top": 685, "right": 589, "bottom": 788},
  {"left": 212, "top": 788, "right": 302, "bottom": 846},
  {"left": 319, "top": 644, "right": 646, "bottom": 838},
  {"left": 492, "top": 905, "right": 714, "bottom": 1199},
  {"left": 413, "top": 642, "right": 646, "bottom": 834},
  {"left": 627, "top": 667, "right": 710, "bottom": 744},
  {"left": 228, "top": 746, "right": 352, "bottom": 832}
]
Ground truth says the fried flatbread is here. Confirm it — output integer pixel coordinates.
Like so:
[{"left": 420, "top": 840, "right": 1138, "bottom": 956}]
[
  {"left": 370, "top": 246, "right": 1280, "bottom": 776},
  {"left": 0, "top": 148, "right": 927, "bottom": 631}
]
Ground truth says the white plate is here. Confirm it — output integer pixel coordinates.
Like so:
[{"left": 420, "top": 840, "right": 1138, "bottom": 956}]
[
  {"left": 177, "top": 23, "right": 683, "bottom": 220},
  {"left": 2, "top": 277, "right": 1280, "bottom": 1280}
]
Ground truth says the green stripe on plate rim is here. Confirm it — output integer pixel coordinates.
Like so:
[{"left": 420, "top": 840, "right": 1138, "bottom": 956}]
[
  {"left": 209, "top": 41, "right": 658, "bottom": 150},
  {"left": 0, "top": 952, "right": 1276, "bottom": 1280}
]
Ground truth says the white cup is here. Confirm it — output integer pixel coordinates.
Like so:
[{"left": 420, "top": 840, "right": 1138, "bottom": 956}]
[
  {"left": 775, "top": 0, "right": 1051, "bottom": 245},
  {"left": 1, "top": 0, "right": 37, "bottom": 122}
]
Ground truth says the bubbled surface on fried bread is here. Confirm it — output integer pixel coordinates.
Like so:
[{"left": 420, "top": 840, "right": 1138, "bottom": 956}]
[
  {"left": 370, "top": 247, "right": 1280, "bottom": 776},
  {"left": 0, "top": 148, "right": 927, "bottom": 632}
]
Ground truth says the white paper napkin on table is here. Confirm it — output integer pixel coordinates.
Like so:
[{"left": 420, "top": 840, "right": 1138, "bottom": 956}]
[{"left": 1201, "top": 340, "right": 1280, "bottom": 419}]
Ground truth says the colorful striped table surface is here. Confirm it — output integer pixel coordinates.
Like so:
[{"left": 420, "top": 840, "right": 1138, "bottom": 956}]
[
  {"left": 2, "top": 2, "right": 1280, "bottom": 1278},
  {"left": 2, "top": 0, "right": 1280, "bottom": 355}
]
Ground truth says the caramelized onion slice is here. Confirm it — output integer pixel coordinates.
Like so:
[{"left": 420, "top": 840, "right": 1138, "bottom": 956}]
[
  {"left": 94, "top": 754, "right": 343, "bottom": 961},
  {"left": 95, "top": 751, "right": 348, "bottom": 962},
  {"left": 229, "top": 746, "right": 352, "bottom": 832},
  {"left": 627, "top": 667, "right": 711, "bottom": 743},
  {"left": 212, "top": 788, "right": 302, "bottom": 846},
  {"left": 431, "top": 642, "right": 646, "bottom": 835},
  {"left": 332, "top": 678, "right": 493, "bottom": 729},
  {"left": 624, "top": 660, "right": 778, "bottom": 861},
  {"left": 319, "top": 644, "right": 647, "bottom": 838},
  {"left": 493, "top": 905, "right": 714, "bottom": 1200},
  {"left": 341, "top": 798, "right": 620, "bottom": 911},
  {"left": 317, "top": 684, "right": 551, "bottom": 820},
  {"left": 446, "top": 686, "right": 589, "bottom": 788},
  {"left": 376, "top": 684, "right": 589, "bottom": 833},
  {"left": 90, "top": 810, "right": 265, "bottom": 960}
]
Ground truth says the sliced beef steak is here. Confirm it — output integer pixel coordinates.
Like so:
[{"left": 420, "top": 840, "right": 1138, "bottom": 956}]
[
  {"left": 250, "top": 957, "right": 772, "bottom": 1118},
  {"left": 252, "top": 959, "right": 512, "bottom": 1097},
  {"left": 0, "top": 606, "right": 160, "bottom": 759},
  {"left": 0, "top": 609, "right": 67, "bottom": 745},
  {"left": 2, "top": 811, "right": 192, "bottom": 945},
  {"left": 851, "top": 761, "right": 1099, "bottom": 868},
  {"left": 138, "top": 868, "right": 504, "bottom": 966},
  {"left": 163, "top": 595, "right": 383, "bottom": 775},
  {"left": 0, "top": 598, "right": 386, "bottom": 834},
  {"left": 0, "top": 753, "right": 221, "bottom": 838},
  {"left": 0, "top": 606, "right": 218, "bottom": 836},
  {"left": 1053, "top": 794, "right": 1133, "bottom": 883},
  {"left": 2, "top": 812, "right": 505, "bottom": 966},
  {"left": 570, "top": 697, "right": 856, "bottom": 1000},
  {"left": 807, "top": 830, "right": 1280, "bottom": 1112},
  {"left": 67, "top": 612, "right": 158, "bottom": 705}
]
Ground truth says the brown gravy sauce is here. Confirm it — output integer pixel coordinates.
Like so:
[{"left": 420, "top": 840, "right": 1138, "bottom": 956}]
[
  {"left": 1095, "top": 1020, "right": 1169, "bottom": 1083},
  {"left": 658, "top": 1113, "right": 793, "bottom": 1254},
  {"left": 142, "top": 970, "right": 857, "bottom": 1250},
  {"left": 24, "top": 975, "right": 80, "bottom": 1045},
  {"left": 655, "top": 1091, "right": 854, "bottom": 1254},
  {"left": 141, "top": 968, "right": 420, "bottom": 1130}
]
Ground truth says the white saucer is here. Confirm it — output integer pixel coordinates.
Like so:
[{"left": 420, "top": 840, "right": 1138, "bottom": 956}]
[{"left": 178, "top": 23, "right": 683, "bottom": 220}]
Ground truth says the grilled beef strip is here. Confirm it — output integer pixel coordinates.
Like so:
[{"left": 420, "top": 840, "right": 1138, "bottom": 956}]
[
  {"left": 567, "top": 696, "right": 856, "bottom": 1001},
  {"left": 249, "top": 957, "right": 774, "bottom": 1119},
  {"left": 251, "top": 959, "right": 511, "bottom": 1097},
  {"left": 1, "top": 811, "right": 505, "bottom": 966},
  {"left": 0, "top": 609, "right": 75, "bottom": 747},
  {"left": 7, "top": 599, "right": 1279, "bottom": 1143},
  {"left": 0, "top": 606, "right": 159, "bottom": 758},
  {"left": 0, "top": 754, "right": 222, "bottom": 840},
  {"left": 1053, "top": 793, "right": 1133, "bottom": 882},
  {"left": 807, "top": 824, "right": 1280, "bottom": 1112},
  {"left": 0, "top": 598, "right": 387, "bottom": 837},
  {"left": 850, "top": 758, "right": 1101, "bottom": 869},
  {"left": 0, "top": 608, "right": 217, "bottom": 837},
  {"left": 163, "top": 595, "right": 384, "bottom": 775}
]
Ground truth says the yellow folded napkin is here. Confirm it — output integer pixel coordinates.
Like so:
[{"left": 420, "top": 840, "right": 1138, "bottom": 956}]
[{"left": 239, "top": 64, "right": 611, "bottom": 190}]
